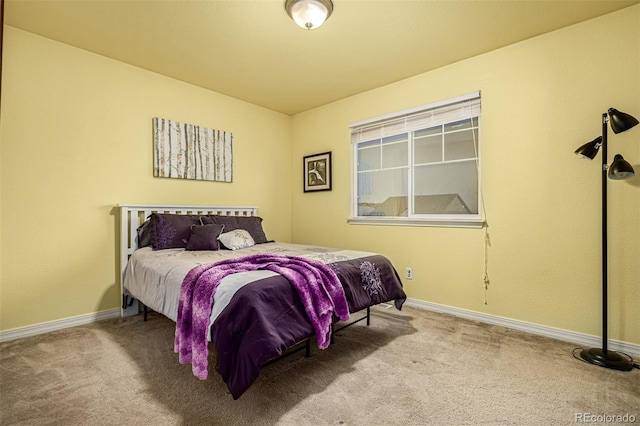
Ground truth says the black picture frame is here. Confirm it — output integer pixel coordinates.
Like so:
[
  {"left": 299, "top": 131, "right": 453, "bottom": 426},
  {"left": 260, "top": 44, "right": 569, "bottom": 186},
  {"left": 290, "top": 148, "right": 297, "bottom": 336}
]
[{"left": 303, "top": 151, "right": 332, "bottom": 192}]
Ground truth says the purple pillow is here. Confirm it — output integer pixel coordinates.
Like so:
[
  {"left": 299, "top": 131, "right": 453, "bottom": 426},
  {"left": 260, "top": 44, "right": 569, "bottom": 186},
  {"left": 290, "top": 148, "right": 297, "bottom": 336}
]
[
  {"left": 206, "top": 215, "right": 269, "bottom": 244},
  {"left": 149, "top": 213, "right": 204, "bottom": 250},
  {"left": 186, "top": 224, "right": 225, "bottom": 251},
  {"left": 136, "top": 218, "right": 152, "bottom": 248}
]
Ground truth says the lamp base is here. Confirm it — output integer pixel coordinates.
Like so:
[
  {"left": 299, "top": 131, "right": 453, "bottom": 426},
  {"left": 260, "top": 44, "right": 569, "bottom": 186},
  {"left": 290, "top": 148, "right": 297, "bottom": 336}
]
[{"left": 580, "top": 347, "right": 633, "bottom": 371}]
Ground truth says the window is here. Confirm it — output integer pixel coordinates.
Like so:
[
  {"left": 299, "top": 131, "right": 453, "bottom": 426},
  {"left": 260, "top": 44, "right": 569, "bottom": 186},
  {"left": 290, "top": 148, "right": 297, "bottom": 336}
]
[{"left": 349, "top": 92, "right": 483, "bottom": 228}]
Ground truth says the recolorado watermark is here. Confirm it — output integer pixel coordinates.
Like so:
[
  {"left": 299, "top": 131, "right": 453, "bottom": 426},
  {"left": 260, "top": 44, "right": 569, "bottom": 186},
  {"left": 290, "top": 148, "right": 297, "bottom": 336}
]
[{"left": 575, "top": 413, "right": 637, "bottom": 423}]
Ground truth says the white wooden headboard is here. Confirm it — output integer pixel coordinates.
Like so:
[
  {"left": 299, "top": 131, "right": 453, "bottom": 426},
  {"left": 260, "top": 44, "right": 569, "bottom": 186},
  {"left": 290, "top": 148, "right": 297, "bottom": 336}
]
[{"left": 119, "top": 204, "right": 258, "bottom": 316}]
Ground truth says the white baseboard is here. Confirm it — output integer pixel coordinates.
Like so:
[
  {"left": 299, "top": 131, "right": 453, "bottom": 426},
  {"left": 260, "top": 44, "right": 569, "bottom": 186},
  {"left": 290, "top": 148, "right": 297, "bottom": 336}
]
[
  {"left": 0, "top": 308, "right": 121, "bottom": 343},
  {"left": 404, "top": 298, "right": 640, "bottom": 359}
]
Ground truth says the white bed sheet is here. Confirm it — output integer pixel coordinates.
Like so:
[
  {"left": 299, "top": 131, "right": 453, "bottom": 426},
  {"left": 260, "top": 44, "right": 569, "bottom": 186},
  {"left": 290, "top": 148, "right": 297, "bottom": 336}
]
[{"left": 123, "top": 242, "right": 375, "bottom": 324}]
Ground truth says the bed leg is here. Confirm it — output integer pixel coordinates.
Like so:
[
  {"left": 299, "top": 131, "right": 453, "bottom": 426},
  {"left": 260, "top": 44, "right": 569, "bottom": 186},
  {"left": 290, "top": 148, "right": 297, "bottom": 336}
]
[
  {"left": 122, "top": 295, "right": 133, "bottom": 309},
  {"left": 305, "top": 339, "right": 311, "bottom": 357},
  {"left": 366, "top": 306, "right": 370, "bottom": 326},
  {"left": 143, "top": 304, "right": 148, "bottom": 322}
]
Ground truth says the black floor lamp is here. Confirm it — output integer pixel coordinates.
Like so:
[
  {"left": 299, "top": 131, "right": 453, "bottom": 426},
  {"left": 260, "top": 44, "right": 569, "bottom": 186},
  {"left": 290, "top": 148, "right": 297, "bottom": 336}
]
[{"left": 574, "top": 107, "right": 637, "bottom": 371}]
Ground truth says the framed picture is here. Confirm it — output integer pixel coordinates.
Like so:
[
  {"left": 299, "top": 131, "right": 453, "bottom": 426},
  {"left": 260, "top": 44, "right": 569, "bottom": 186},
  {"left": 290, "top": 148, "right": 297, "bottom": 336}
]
[
  {"left": 153, "top": 117, "right": 233, "bottom": 182},
  {"left": 303, "top": 151, "right": 332, "bottom": 192}
]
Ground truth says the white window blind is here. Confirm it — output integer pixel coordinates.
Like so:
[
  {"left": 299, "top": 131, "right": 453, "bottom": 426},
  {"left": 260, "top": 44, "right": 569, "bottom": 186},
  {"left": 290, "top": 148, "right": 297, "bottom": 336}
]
[{"left": 351, "top": 92, "right": 481, "bottom": 143}]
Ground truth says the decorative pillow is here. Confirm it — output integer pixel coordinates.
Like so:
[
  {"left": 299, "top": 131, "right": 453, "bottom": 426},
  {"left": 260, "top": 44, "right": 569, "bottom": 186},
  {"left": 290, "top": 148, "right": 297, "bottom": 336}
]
[
  {"left": 218, "top": 229, "right": 255, "bottom": 250},
  {"left": 206, "top": 215, "right": 269, "bottom": 244},
  {"left": 136, "top": 218, "right": 152, "bottom": 248},
  {"left": 186, "top": 224, "right": 225, "bottom": 251},
  {"left": 149, "top": 213, "right": 205, "bottom": 250}
]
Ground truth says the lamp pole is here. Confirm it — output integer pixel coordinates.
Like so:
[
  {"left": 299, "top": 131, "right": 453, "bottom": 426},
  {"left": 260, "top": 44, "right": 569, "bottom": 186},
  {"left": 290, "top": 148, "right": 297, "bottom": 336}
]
[{"left": 599, "top": 113, "right": 609, "bottom": 355}]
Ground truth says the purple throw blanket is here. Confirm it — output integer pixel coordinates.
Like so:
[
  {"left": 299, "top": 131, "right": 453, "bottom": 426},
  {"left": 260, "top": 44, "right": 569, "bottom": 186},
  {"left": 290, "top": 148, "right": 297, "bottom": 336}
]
[{"left": 174, "top": 254, "right": 350, "bottom": 380}]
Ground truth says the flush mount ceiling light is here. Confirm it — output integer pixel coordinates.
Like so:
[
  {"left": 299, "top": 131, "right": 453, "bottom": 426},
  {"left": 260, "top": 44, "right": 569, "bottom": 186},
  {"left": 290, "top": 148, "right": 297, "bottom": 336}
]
[{"left": 285, "top": 0, "right": 333, "bottom": 30}]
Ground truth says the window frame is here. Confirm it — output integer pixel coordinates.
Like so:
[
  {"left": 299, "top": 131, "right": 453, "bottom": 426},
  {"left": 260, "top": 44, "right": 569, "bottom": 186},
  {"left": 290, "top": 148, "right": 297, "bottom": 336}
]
[{"left": 349, "top": 92, "right": 484, "bottom": 228}]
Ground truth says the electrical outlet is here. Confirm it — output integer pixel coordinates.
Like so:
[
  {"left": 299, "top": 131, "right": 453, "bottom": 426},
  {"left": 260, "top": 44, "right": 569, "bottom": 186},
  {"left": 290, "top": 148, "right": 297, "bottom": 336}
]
[{"left": 405, "top": 267, "right": 413, "bottom": 280}]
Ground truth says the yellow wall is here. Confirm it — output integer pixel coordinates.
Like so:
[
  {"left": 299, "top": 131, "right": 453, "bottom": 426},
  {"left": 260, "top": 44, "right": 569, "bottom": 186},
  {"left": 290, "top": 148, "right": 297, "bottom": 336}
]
[
  {"left": 291, "top": 6, "right": 639, "bottom": 344},
  {"left": 0, "top": 27, "right": 292, "bottom": 330},
  {"left": 1, "top": 6, "right": 639, "bottom": 345}
]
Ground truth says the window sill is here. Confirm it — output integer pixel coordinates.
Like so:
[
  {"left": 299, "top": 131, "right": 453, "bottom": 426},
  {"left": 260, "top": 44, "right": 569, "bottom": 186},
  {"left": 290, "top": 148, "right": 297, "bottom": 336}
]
[{"left": 347, "top": 216, "right": 485, "bottom": 229}]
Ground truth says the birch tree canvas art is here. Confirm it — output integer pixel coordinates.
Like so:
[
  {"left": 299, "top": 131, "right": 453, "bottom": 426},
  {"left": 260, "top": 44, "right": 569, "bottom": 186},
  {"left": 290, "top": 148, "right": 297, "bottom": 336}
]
[{"left": 153, "top": 117, "right": 233, "bottom": 182}]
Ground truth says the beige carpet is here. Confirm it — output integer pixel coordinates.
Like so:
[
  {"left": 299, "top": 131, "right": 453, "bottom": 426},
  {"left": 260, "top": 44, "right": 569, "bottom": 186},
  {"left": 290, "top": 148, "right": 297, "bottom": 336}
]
[{"left": 1, "top": 305, "right": 638, "bottom": 425}]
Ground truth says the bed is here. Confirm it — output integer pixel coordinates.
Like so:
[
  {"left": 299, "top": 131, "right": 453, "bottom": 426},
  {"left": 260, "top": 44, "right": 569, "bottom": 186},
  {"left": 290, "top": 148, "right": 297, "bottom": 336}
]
[{"left": 119, "top": 204, "right": 407, "bottom": 399}]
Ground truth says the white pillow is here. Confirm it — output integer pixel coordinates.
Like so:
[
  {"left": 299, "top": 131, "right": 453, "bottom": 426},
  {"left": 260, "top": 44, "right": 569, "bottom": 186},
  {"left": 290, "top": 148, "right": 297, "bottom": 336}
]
[{"left": 218, "top": 229, "right": 255, "bottom": 250}]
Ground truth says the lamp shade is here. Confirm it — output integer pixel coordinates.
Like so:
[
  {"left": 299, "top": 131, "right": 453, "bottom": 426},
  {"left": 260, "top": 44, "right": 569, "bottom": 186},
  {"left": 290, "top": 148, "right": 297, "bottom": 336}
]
[
  {"left": 608, "top": 108, "right": 639, "bottom": 134},
  {"left": 285, "top": 0, "right": 333, "bottom": 30},
  {"left": 575, "top": 136, "right": 602, "bottom": 160},
  {"left": 608, "top": 154, "right": 635, "bottom": 180}
]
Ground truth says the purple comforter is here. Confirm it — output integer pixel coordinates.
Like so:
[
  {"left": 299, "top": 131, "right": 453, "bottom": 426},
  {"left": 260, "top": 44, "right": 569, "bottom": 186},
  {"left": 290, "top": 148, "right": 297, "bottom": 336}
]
[
  {"left": 176, "top": 253, "right": 406, "bottom": 399},
  {"left": 175, "top": 254, "right": 349, "bottom": 380}
]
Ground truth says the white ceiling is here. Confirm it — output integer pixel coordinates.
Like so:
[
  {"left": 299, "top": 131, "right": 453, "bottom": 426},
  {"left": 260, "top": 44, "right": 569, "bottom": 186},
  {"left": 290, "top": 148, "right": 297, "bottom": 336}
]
[{"left": 5, "top": 0, "right": 638, "bottom": 115}]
